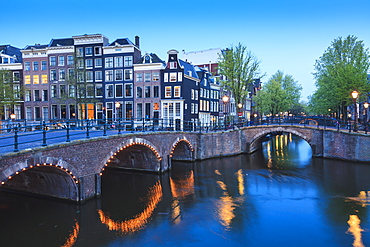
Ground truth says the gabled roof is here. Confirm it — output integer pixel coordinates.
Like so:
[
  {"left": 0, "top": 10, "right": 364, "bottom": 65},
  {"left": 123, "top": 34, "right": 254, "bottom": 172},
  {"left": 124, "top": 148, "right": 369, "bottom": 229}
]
[
  {"left": 108, "top": 38, "right": 134, "bottom": 46},
  {"left": 138, "top": 53, "right": 165, "bottom": 65},
  {"left": 179, "top": 59, "right": 199, "bottom": 79},
  {"left": 23, "top": 44, "right": 48, "bottom": 50},
  {"left": 49, "top": 38, "right": 74, "bottom": 47}
]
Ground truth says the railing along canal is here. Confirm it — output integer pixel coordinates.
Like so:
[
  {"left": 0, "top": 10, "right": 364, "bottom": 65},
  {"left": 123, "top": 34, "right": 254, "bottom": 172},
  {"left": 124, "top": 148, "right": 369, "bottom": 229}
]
[{"left": 0, "top": 116, "right": 368, "bottom": 154}]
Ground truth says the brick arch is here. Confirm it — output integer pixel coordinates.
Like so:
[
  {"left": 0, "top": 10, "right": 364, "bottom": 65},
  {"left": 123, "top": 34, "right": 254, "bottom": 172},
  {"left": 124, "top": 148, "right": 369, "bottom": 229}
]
[
  {"left": 169, "top": 137, "right": 194, "bottom": 161},
  {"left": 248, "top": 127, "right": 312, "bottom": 153},
  {"left": 0, "top": 157, "right": 79, "bottom": 201},
  {"left": 101, "top": 137, "right": 163, "bottom": 173}
]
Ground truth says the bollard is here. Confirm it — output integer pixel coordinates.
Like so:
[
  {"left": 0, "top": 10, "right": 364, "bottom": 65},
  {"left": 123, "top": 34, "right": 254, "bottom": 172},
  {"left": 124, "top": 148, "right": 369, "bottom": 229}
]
[
  {"left": 86, "top": 120, "right": 90, "bottom": 139},
  {"left": 66, "top": 121, "right": 71, "bottom": 142}
]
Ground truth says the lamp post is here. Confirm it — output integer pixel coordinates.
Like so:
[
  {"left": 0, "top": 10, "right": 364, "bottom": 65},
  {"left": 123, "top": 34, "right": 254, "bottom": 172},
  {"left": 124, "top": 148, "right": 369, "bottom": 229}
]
[
  {"left": 351, "top": 90, "right": 359, "bottom": 132},
  {"left": 364, "top": 102, "right": 369, "bottom": 134},
  {"left": 222, "top": 95, "right": 229, "bottom": 130}
]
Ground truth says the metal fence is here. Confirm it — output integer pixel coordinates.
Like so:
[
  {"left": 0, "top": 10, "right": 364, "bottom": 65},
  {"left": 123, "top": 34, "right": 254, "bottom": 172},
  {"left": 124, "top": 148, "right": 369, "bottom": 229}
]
[{"left": 0, "top": 116, "right": 367, "bottom": 154}]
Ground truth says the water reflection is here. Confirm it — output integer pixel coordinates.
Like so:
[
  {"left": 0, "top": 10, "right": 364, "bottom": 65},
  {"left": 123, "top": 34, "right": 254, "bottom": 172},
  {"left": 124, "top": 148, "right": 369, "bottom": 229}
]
[{"left": 1, "top": 134, "right": 370, "bottom": 246}]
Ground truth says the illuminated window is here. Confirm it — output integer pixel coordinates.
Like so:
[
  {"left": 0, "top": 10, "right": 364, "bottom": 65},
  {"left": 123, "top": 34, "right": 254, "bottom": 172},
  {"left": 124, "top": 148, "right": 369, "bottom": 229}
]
[
  {"left": 174, "top": 86, "right": 181, "bottom": 97},
  {"left": 25, "top": 75, "right": 31, "bottom": 84},
  {"left": 165, "top": 86, "right": 171, "bottom": 98},
  {"left": 170, "top": 73, "right": 177, "bottom": 82},
  {"left": 153, "top": 72, "right": 160, "bottom": 81},
  {"left": 42, "top": 75, "right": 48, "bottom": 84},
  {"left": 33, "top": 75, "right": 39, "bottom": 84}
]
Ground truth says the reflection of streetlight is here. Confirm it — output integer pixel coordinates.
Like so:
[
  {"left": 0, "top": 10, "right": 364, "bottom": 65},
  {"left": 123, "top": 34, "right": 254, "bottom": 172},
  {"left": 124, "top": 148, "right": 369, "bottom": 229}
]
[
  {"left": 222, "top": 95, "right": 229, "bottom": 129},
  {"left": 351, "top": 90, "right": 359, "bottom": 132}
]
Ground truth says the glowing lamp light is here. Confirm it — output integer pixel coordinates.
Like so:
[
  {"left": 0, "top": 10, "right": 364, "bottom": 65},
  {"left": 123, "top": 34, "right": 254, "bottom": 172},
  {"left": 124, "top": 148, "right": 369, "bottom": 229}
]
[{"left": 352, "top": 90, "right": 359, "bottom": 99}]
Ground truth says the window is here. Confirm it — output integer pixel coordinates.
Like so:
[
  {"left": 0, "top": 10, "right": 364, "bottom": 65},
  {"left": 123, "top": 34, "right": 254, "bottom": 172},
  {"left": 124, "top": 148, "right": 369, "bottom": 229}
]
[
  {"left": 137, "top": 103, "right": 142, "bottom": 119},
  {"left": 195, "top": 90, "right": 198, "bottom": 100},
  {"left": 59, "top": 69, "right": 66, "bottom": 80},
  {"left": 86, "top": 84, "right": 94, "bottom": 98},
  {"left": 95, "top": 58, "right": 102, "bottom": 67},
  {"left": 67, "top": 55, "right": 74, "bottom": 65},
  {"left": 115, "top": 84, "right": 123, "bottom": 97},
  {"left": 170, "top": 73, "right": 177, "bottom": 82},
  {"left": 25, "top": 75, "right": 31, "bottom": 84},
  {"left": 85, "top": 59, "right": 93, "bottom": 68},
  {"left": 95, "top": 84, "right": 103, "bottom": 97},
  {"left": 153, "top": 102, "right": 159, "bottom": 110},
  {"left": 41, "top": 61, "right": 47, "bottom": 70},
  {"left": 178, "top": 72, "right": 182, "bottom": 82},
  {"left": 43, "top": 107, "right": 49, "bottom": 119},
  {"left": 153, "top": 86, "right": 159, "bottom": 98},
  {"left": 169, "top": 62, "right": 177, "bottom": 69},
  {"left": 105, "top": 57, "right": 113, "bottom": 68},
  {"left": 77, "top": 59, "right": 84, "bottom": 68},
  {"left": 125, "top": 83, "right": 133, "bottom": 97},
  {"left": 125, "top": 102, "right": 133, "bottom": 119},
  {"left": 86, "top": 71, "right": 93, "bottom": 81},
  {"left": 123, "top": 56, "right": 132, "bottom": 67},
  {"left": 60, "top": 85, "right": 67, "bottom": 98},
  {"left": 42, "top": 74, "right": 48, "bottom": 84},
  {"left": 164, "top": 73, "right": 168, "bottom": 82},
  {"left": 144, "top": 72, "right": 151, "bottom": 82},
  {"left": 58, "top": 56, "right": 65, "bottom": 66},
  {"left": 136, "top": 86, "right": 142, "bottom": 98},
  {"left": 165, "top": 86, "right": 171, "bottom": 98},
  {"left": 26, "top": 107, "right": 32, "bottom": 120},
  {"left": 191, "top": 103, "right": 194, "bottom": 114},
  {"left": 51, "top": 85, "right": 57, "bottom": 98},
  {"left": 174, "top": 86, "right": 181, "bottom": 97},
  {"left": 33, "top": 75, "right": 39, "bottom": 84},
  {"left": 94, "top": 47, "right": 102, "bottom": 55},
  {"left": 115, "top": 56, "right": 123, "bottom": 67},
  {"left": 85, "top": 47, "right": 93, "bottom": 56},
  {"left": 145, "top": 86, "right": 150, "bottom": 98},
  {"left": 42, "top": 90, "right": 48, "bottom": 101},
  {"left": 68, "top": 85, "right": 75, "bottom": 97},
  {"left": 153, "top": 72, "right": 160, "bottom": 81},
  {"left": 115, "top": 70, "right": 123, "bottom": 81},
  {"left": 25, "top": 90, "right": 31, "bottom": 101},
  {"left": 175, "top": 102, "right": 181, "bottom": 117},
  {"left": 95, "top": 71, "right": 102, "bottom": 81},
  {"left": 68, "top": 69, "right": 75, "bottom": 79},
  {"left": 124, "top": 69, "right": 133, "bottom": 80},
  {"left": 25, "top": 62, "right": 30, "bottom": 71},
  {"left": 33, "top": 61, "right": 39, "bottom": 71},
  {"left": 145, "top": 103, "right": 151, "bottom": 118},
  {"left": 50, "top": 56, "right": 56, "bottom": 66},
  {"left": 13, "top": 72, "right": 20, "bottom": 82},
  {"left": 191, "top": 89, "right": 194, "bottom": 100},
  {"left": 76, "top": 48, "right": 83, "bottom": 57},
  {"left": 106, "top": 84, "right": 114, "bottom": 98},
  {"left": 51, "top": 105, "right": 57, "bottom": 119},
  {"left": 136, "top": 73, "right": 143, "bottom": 82},
  {"left": 105, "top": 70, "right": 113, "bottom": 81}
]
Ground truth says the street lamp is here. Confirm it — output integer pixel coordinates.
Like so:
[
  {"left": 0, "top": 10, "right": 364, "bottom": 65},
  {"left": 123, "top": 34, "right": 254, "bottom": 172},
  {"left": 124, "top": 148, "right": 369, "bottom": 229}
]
[
  {"left": 351, "top": 90, "right": 359, "bottom": 132},
  {"left": 10, "top": 113, "right": 16, "bottom": 121},
  {"left": 222, "top": 95, "right": 229, "bottom": 129}
]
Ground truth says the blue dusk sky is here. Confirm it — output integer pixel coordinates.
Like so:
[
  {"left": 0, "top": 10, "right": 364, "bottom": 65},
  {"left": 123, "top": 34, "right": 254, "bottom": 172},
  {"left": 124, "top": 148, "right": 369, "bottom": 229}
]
[{"left": 2, "top": 0, "right": 370, "bottom": 101}]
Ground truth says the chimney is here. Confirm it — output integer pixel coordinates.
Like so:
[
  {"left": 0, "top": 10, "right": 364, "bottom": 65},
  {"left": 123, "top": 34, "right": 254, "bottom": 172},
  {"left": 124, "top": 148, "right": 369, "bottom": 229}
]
[{"left": 135, "top": 36, "right": 140, "bottom": 48}]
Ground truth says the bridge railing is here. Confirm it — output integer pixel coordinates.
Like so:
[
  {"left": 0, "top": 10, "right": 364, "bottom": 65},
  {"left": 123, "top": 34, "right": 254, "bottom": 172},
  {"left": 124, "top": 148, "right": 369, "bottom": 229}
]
[{"left": 0, "top": 116, "right": 367, "bottom": 154}]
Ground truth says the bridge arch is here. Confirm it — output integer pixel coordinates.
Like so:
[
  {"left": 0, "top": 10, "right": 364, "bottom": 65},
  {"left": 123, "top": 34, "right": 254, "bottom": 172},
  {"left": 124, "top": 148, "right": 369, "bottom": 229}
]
[
  {"left": 0, "top": 158, "right": 79, "bottom": 201},
  {"left": 102, "top": 137, "right": 163, "bottom": 173},
  {"left": 248, "top": 127, "right": 312, "bottom": 153},
  {"left": 170, "top": 137, "right": 194, "bottom": 161}
]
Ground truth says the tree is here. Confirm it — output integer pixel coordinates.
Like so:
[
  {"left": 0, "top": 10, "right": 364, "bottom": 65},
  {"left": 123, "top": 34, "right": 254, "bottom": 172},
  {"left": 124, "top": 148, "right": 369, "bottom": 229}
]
[
  {"left": 217, "top": 43, "right": 264, "bottom": 108},
  {"left": 254, "top": 71, "right": 302, "bottom": 116},
  {"left": 0, "top": 69, "right": 22, "bottom": 119},
  {"left": 310, "top": 35, "right": 370, "bottom": 118}
]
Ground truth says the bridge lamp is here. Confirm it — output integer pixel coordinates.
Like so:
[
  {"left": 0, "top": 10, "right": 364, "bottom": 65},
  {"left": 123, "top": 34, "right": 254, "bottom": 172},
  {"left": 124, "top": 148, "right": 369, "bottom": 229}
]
[
  {"left": 222, "top": 95, "right": 229, "bottom": 129},
  {"left": 364, "top": 102, "right": 369, "bottom": 133},
  {"left": 351, "top": 90, "right": 359, "bottom": 132},
  {"left": 10, "top": 113, "right": 16, "bottom": 121}
]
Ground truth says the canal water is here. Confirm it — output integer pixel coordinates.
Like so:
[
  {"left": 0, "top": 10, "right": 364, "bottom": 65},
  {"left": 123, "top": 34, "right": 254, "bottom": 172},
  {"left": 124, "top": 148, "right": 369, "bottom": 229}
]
[{"left": 1, "top": 133, "right": 370, "bottom": 247}]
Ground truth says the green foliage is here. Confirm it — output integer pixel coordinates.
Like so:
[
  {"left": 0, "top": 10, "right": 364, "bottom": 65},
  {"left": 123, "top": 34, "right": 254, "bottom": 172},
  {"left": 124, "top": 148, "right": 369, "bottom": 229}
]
[
  {"left": 254, "top": 71, "right": 302, "bottom": 116},
  {"left": 310, "top": 35, "right": 370, "bottom": 116},
  {"left": 0, "top": 69, "right": 21, "bottom": 118},
  {"left": 217, "top": 43, "right": 263, "bottom": 105}
]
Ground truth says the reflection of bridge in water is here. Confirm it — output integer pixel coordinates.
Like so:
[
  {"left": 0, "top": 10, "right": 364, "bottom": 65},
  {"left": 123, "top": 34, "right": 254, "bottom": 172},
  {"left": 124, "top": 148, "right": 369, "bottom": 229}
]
[{"left": 0, "top": 125, "right": 369, "bottom": 201}]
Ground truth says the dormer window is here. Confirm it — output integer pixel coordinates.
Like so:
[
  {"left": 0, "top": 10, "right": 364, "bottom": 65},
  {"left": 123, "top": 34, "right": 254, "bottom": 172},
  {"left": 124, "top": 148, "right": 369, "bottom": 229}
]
[{"left": 169, "top": 62, "right": 177, "bottom": 69}]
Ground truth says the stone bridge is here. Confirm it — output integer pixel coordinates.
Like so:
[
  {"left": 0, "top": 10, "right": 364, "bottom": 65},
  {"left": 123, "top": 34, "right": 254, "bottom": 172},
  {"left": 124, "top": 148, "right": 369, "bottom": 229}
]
[{"left": 0, "top": 125, "right": 369, "bottom": 201}]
